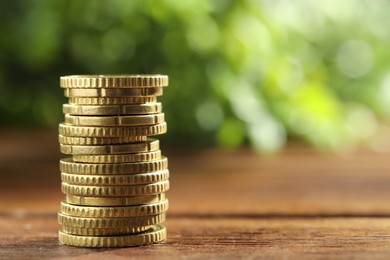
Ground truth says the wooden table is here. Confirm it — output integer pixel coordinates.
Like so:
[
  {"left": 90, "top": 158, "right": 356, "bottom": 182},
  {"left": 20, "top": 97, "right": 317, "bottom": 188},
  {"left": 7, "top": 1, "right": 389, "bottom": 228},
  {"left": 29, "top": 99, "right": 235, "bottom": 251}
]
[{"left": 2, "top": 129, "right": 390, "bottom": 258}]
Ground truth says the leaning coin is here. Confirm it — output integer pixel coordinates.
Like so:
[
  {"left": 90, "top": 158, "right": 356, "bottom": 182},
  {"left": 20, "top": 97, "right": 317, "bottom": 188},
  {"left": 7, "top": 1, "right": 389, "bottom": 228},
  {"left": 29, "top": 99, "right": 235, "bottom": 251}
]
[
  {"left": 59, "top": 122, "right": 167, "bottom": 137},
  {"left": 60, "top": 75, "right": 168, "bottom": 88},
  {"left": 58, "top": 213, "right": 165, "bottom": 228},
  {"left": 60, "top": 157, "right": 168, "bottom": 175},
  {"left": 69, "top": 96, "right": 157, "bottom": 105},
  {"left": 59, "top": 135, "right": 146, "bottom": 145},
  {"left": 61, "top": 170, "right": 169, "bottom": 186},
  {"left": 60, "top": 199, "right": 168, "bottom": 218},
  {"left": 65, "top": 193, "right": 166, "bottom": 206},
  {"left": 72, "top": 151, "right": 161, "bottom": 163},
  {"left": 60, "top": 139, "right": 159, "bottom": 155},
  {"left": 58, "top": 224, "right": 166, "bottom": 247},
  {"left": 63, "top": 103, "right": 162, "bottom": 115},
  {"left": 61, "top": 180, "right": 170, "bottom": 197},
  {"left": 64, "top": 113, "right": 164, "bottom": 127},
  {"left": 64, "top": 87, "right": 162, "bottom": 98},
  {"left": 60, "top": 225, "right": 151, "bottom": 236}
]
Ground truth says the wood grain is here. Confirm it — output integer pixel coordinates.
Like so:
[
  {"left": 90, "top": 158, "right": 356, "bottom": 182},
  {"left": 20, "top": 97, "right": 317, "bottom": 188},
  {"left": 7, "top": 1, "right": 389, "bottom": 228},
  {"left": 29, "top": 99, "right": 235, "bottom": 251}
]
[{"left": 1, "top": 129, "right": 390, "bottom": 258}]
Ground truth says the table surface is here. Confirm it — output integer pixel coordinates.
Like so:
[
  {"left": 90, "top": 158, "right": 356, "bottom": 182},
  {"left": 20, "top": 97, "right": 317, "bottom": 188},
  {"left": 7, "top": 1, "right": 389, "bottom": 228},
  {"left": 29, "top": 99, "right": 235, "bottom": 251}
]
[{"left": 2, "top": 129, "right": 390, "bottom": 259}]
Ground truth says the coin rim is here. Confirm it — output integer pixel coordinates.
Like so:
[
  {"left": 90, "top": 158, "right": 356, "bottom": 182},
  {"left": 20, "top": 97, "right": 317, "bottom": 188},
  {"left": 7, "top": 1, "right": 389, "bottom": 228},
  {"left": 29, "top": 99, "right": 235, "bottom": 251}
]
[
  {"left": 59, "top": 139, "right": 159, "bottom": 155},
  {"left": 61, "top": 180, "right": 170, "bottom": 197},
  {"left": 60, "top": 169, "right": 169, "bottom": 186},
  {"left": 64, "top": 87, "right": 163, "bottom": 98},
  {"left": 59, "top": 199, "right": 169, "bottom": 217},
  {"left": 59, "top": 156, "right": 168, "bottom": 175},
  {"left": 58, "top": 135, "right": 146, "bottom": 145},
  {"left": 57, "top": 212, "right": 166, "bottom": 228},
  {"left": 63, "top": 103, "right": 162, "bottom": 115},
  {"left": 58, "top": 224, "right": 166, "bottom": 247},
  {"left": 64, "top": 113, "right": 165, "bottom": 127},
  {"left": 58, "top": 122, "right": 167, "bottom": 137},
  {"left": 65, "top": 193, "right": 166, "bottom": 206},
  {"left": 60, "top": 225, "right": 151, "bottom": 236},
  {"left": 60, "top": 75, "right": 168, "bottom": 88}
]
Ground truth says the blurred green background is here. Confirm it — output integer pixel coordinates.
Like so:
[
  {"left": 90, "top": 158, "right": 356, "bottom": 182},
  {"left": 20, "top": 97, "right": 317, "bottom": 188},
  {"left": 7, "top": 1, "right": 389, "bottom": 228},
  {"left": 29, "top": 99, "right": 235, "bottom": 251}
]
[{"left": 1, "top": 0, "right": 390, "bottom": 152}]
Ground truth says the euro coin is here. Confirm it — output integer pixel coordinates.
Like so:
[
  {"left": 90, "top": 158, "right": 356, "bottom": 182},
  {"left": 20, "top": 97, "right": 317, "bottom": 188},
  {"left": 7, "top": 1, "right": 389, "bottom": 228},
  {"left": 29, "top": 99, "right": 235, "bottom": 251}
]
[
  {"left": 61, "top": 180, "right": 169, "bottom": 197},
  {"left": 60, "top": 225, "right": 151, "bottom": 236},
  {"left": 58, "top": 213, "right": 165, "bottom": 228},
  {"left": 60, "top": 157, "right": 168, "bottom": 175},
  {"left": 58, "top": 224, "right": 166, "bottom": 247},
  {"left": 68, "top": 96, "right": 157, "bottom": 105},
  {"left": 64, "top": 87, "right": 162, "bottom": 98},
  {"left": 63, "top": 103, "right": 162, "bottom": 115},
  {"left": 72, "top": 150, "right": 161, "bottom": 163},
  {"left": 60, "top": 75, "right": 168, "bottom": 88},
  {"left": 60, "top": 199, "right": 168, "bottom": 218},
  {"left": 58, "top": 135, "right": 146, "bottom": 145},
  {"left": 65, "top": 193, "right": 166, "bottom": 206},
  {"left": 59, "top": 122, "right": 167, "bottom": 137},
  {"left": 60, "top": 170, "right": 169, "bottom": 186},
  {"left": 59, "top": 139, "right": 159, "bottom": 155},
  {"left": 64, "top": 113, "right": 165, "bottom": 126}
]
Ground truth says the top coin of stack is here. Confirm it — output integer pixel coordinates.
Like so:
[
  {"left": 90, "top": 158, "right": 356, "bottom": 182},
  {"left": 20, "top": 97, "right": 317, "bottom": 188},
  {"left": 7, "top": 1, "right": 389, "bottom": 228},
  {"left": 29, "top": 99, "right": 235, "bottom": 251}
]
[{"left": 58, "top": 74, "right": 169, "bottom": 248}]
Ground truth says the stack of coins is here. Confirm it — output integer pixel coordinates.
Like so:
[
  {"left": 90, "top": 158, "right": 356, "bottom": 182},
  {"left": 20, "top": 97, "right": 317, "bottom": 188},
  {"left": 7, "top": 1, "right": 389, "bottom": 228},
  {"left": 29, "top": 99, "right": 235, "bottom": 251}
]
[{"left": 57, "top": 75, "right": 169, "bottom": 247}]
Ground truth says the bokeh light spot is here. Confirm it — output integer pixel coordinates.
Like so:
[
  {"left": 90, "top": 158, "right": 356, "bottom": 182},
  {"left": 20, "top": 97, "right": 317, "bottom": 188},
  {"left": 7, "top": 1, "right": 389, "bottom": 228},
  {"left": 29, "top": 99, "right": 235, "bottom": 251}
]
[
  {"left": 336, "top": 40, "right": 374, "bottom": 78},
  {"left": 196, "top": 101, "right": 224, "bottom": 131}
]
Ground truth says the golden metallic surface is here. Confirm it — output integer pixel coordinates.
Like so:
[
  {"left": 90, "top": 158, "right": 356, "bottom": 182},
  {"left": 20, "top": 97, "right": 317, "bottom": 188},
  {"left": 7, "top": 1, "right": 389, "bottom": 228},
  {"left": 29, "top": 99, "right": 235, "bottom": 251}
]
[
  {"left": 72, "top": 150, "right": 161, "bottom": 163},
  {"left": 60, "top": 75, "right": 168, "bottom": 88},
  {"left": 64, "top": 113, "right": 165, "bottom": 127},
  {"left": 61, "top": 170, "right": 169, "bottom": 186},
  {"left": 58, "top": 135, "right": 146, "bottom": 145},
  {"left": 60, "top": 139, "right": 159, "bottom": 155},
  {"left": 60, "top": 157, "right": 168, "bottom": 175},
  {"left": 58, "top": 224, "right": 166, "bottom": 247},
  {"left": 64, "top": 87, "right": 163, "bottom": 98},
  {"left": 58, "top": 212, "right": 165, "bottom": 228},
  {"left": 59, "top": 122, "right": 167, "bottom": 137},
  {"left": 63, "top": 114, "right": 165, "bottom": 127},
  {"left": 58, "top": 74, "right": 169, "bottom": 248},
  {"left": 61, "top": 180, "right": 170, "bottom": 197},
  {"left": 60, "top": 225, "right": 151, "bottom": 236},
  {"left": 65, "top": 193, "right": 166, "bottom": 206},
  {"left": 69, "top": 96, "right": 157, "bottom": 105},
  {"left": 60, "top": 199, "right": 169, "bottom": 218},
  {"left": 63, "top": 103, "right": 162, "bottom": 115}
]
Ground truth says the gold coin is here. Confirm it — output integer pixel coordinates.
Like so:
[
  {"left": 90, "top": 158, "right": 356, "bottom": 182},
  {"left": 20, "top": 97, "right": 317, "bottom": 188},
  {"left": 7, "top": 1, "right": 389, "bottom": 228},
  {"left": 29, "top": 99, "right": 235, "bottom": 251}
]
[
  {"left": 63, "top": 103, "right": 162, "bottom": 115},
  {"left": 60, "top": 75, "right": 168, "bottom": 88},
  {"left": 66, "top": 193, "right": 165, "bottom": 206},
  {"left": 60, "top": 139, "right": 159, "bottom": 155},
  {"left": 64, "top": 113, "right": 165, "bottom": 127},
  {"left": 60, "top": 199, "right": 169, "bottom": 218},
  {"left": 58, "top": 135, "right": 146, "bottom": 145},
  {"left": 59, "top": 122, "right": 167, "bottom": 137},
  {"left": 69, "top": 96, "right": 157, "bottom": 105},
  {"left": 64, "top": 87, "right": 163, "bottom": 98},
  {"left": 61, "top": 180, "right": 169, "bottom": 197},
  {"left": 58, "top": 224, "right": 166, "bottom": 247},
  {"left": 60, "top": 225, "right": 151, "bottom": 236},
  {"left": 72, "top": 150, "right": 161, "bottom": 163},
  {"left": 60, "top": 157, "right": 168, "bottom": 175},
  {"left": 58, "top": 212, "right": 165, "bottom": 228},
  {"left": 61, "top": 170, "right": 169, "bottom": 186}
]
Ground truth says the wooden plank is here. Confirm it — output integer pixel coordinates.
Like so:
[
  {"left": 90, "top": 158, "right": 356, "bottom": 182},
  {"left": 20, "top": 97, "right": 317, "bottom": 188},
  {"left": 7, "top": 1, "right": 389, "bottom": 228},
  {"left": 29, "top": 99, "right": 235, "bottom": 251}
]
[
  {"left": 2, "top": 146, "right": 390, "bottom": 215},
  {"left": 2, "top": 129, "right": 390, "bottom": 258},
  {"left": 2, "top": 214, "right": 390, "bottom": 258}
]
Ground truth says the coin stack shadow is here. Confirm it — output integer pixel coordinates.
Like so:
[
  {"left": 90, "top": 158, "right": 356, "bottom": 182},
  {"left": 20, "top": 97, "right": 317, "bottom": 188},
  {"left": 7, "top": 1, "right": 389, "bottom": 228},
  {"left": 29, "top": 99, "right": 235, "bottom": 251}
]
[{"left": 57, "top": 75, "right": 169, "bottom": 247}]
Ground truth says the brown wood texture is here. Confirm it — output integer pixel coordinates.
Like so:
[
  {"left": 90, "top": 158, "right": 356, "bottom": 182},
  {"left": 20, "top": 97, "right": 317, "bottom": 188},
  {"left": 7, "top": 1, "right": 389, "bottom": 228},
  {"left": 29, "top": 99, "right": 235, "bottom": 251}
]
[{"left": 2, "top": 129, "right": 390, "bottom": 258}]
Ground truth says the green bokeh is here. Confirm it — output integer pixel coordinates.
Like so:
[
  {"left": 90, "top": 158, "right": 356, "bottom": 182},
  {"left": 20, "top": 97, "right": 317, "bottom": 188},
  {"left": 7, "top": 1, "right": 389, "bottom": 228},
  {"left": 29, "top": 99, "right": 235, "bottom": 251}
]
[{"left": 1, "top": 0, "right": 390, "bottom": 152}]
